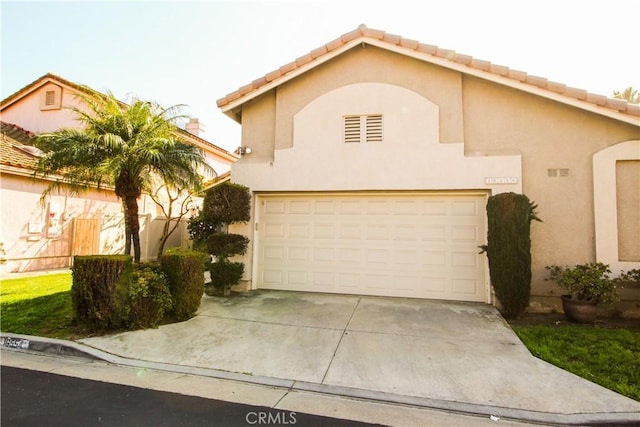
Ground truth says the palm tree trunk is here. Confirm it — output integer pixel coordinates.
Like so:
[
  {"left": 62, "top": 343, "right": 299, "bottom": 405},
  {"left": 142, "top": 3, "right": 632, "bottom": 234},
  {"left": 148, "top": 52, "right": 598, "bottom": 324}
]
[{"left": 123, "top": 196, "right": 141, "bottom": 263}]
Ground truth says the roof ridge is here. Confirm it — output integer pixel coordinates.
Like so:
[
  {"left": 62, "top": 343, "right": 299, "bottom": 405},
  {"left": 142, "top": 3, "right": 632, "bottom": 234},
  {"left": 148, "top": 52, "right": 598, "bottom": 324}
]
[{"left": 216, "top": 25, "right": 639, "bottom": 119}]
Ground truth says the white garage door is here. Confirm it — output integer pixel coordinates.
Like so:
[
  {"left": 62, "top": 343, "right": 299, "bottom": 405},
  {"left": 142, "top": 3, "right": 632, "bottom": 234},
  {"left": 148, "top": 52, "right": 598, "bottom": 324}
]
[{"left": 256, "top": 193, "right": 488, "bottom": 302}]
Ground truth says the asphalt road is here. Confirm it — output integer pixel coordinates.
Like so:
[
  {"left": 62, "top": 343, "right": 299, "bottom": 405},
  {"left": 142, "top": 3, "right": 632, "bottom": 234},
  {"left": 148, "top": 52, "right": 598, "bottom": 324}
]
[{"left": 1, "top": 366, "right": 382, "bottom": 427}]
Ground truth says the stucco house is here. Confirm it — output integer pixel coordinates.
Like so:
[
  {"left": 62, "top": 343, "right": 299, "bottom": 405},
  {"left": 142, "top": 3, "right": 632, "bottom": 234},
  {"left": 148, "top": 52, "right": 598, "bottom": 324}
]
[
  {"left": 0, "top": 73, "right": 237, "bottom": 273},
  {"left": 217, "top": 25, "right": 639, "bottom": 313}
]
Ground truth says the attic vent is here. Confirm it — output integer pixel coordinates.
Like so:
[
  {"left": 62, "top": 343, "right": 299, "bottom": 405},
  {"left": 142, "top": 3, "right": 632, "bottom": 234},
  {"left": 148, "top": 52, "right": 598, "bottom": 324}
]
[
  {"left": 45, "top": 91, "right": 56, "bottom": 106},
  {"left": 344, "top": 114, "right": 383, "bottom": 143}
]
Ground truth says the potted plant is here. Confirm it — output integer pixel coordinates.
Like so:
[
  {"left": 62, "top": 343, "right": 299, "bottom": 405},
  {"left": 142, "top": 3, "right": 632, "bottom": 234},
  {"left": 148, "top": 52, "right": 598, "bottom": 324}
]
[{"left": 545, "top": 263, "right": 619, "bottom": 323}]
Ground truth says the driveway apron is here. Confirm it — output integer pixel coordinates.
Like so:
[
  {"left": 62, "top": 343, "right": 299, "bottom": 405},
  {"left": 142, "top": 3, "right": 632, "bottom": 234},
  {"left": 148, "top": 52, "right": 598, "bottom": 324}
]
[{"left": 79, "top": 290, "right": 640, "bottom": 417}]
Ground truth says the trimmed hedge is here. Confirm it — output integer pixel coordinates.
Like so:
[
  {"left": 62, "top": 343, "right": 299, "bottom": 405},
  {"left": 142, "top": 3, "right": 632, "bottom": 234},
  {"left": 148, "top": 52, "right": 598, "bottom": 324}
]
[
  {"left": 161, "top": 247, "right": 207, "bottom": 321},
  {"left": 71, "top": 255, "right": 133, "bottom": 329},
  {"left": 484, "top": 193, "right": 540, "bottom": 319},
  {"left": 206, "top": 233, "right": 250, "bottom": 258}
]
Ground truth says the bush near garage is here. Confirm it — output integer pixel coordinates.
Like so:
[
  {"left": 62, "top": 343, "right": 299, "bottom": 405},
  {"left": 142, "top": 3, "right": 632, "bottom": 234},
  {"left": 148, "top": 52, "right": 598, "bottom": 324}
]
[
  {"left": 191, "top": 182, "right": 251, "bottom": 296},
  {"left": 482, "top": 192, "right": 541, "bottom": 319},
  {"left": 160, "top": 246, "right": 207, "bottom": 321}
]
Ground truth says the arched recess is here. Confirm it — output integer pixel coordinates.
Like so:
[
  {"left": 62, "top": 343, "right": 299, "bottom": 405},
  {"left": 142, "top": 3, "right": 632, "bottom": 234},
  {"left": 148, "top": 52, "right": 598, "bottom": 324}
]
[{"left": 593, "top": 140, "right": 640, "bottom": 273}]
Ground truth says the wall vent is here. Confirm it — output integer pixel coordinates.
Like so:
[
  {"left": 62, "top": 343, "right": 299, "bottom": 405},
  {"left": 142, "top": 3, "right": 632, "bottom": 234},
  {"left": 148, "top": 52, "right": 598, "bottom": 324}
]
[
  {"left": 344, "top": 114, "right": 383, "bottom": 143},
  {"left": 548, "top": 168, "right": 570, "bottom": 177},
  {"left": 45, "top": 90, "right": 56, "bottom": 106}
]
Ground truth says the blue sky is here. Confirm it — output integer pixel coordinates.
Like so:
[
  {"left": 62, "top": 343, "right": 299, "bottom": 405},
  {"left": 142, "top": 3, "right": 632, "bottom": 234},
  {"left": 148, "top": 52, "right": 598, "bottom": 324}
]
[{"left": 2, "top": 0, "right": 639, "bottom": 152}]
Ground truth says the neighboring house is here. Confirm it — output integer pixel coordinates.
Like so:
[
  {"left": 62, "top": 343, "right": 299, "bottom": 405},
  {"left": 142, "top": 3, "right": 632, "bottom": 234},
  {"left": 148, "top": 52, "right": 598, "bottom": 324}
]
[
  {"left": 0, "top": 121, "right": 123, "bottom": 273},
  {"left": 217, "top": 25, "right": 640, "bottom": 313},
  {"left": 0, "top": 73, "right": 237, "bottom": 273}
]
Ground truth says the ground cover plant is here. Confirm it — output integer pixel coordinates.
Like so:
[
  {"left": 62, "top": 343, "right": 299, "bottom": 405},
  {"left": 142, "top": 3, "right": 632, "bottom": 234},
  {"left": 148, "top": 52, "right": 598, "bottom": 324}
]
[{"left": 511, "top": 317, "right": 640, "bottom": 401}]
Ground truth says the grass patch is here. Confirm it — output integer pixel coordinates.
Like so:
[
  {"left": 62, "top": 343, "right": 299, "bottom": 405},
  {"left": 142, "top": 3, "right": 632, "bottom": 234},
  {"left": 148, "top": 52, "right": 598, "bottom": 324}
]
[
  {"left": 0, "top": 272, "right": 88, "bottom": 339},
  {"left": 513, "top": 325, "right": 640, "bottom": 401}
]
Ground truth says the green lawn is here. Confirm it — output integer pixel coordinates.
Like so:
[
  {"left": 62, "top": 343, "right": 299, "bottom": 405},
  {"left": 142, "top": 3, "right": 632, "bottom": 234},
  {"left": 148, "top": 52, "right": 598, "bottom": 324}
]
[
  {"left": 0, "top": 272, "right": 84, "bottom": 339},
  {"left": 512, "top": 325, "right": 640, "bottom": 401}
]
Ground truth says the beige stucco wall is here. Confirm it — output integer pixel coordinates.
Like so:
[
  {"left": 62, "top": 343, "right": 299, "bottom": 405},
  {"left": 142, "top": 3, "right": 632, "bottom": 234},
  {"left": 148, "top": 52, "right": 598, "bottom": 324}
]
[
  {"left": 231, "top": 44, "right": 640, "bottom": 308},
  {"left": 0, "top": 173, "right": 124, "bottom": 273},
  {"left": 1, "top": 83, "right": 85, "bottom": 133},
  {"left": 461, "top": 76, "right": 639, "bottom": 306}
]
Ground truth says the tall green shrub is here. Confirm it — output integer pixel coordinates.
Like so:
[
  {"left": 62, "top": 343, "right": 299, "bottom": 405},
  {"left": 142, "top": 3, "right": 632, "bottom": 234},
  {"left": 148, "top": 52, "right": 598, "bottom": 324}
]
[
  {"left": 71, "top": 255, "right": 133, "bottom": 329},
  {"left": 196, "top": 182, "right": 251, "bottom": 296},
  {"left": 160, "top": 247, "right": 207, "bottom": 320},
  {"left": 483, "top": 193, "right": 541, "bottom": 319}
]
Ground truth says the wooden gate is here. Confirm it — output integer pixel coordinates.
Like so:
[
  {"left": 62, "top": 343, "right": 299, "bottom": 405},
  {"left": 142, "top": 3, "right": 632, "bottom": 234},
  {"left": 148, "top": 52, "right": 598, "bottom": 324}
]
[{"left": 72, "top": 218, "right": 100, "bottom": 256}]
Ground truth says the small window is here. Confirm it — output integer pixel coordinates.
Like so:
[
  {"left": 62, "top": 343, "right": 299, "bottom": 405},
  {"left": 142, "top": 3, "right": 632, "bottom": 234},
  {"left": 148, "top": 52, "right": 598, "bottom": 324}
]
[
  {"left": 344, "top": 114, "right": 383, "bottom": 143},
  {"left": 45, "top": 91, "right": 56, "bottom": 106}
]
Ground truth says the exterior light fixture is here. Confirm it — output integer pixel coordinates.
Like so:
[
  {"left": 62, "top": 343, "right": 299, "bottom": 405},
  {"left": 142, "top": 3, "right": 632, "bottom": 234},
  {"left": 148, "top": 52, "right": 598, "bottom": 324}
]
[{"left": 237, "top": 146, "right": 252, "bottom": 156}]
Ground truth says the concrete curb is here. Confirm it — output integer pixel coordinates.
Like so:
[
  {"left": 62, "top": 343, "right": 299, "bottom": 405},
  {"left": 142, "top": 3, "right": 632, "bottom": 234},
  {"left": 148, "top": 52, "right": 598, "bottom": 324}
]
[{"left": 2, "top": 332, "right": 638, "bottom": 426}]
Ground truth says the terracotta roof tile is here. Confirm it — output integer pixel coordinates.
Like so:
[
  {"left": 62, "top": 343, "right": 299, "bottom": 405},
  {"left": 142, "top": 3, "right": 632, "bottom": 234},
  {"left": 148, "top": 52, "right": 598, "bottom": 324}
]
[
  {"left": 507, "top": 69, "right": 527, "bottom": 82},
  {"left": 310, "top": 46, "right": 328, "bottom": 59},
  {"left": 565, "top": 87, "right": 588, "bottom": 100},
  {"left": 587, "top": 93, "right": 608, "bottom": 106},
  {"left": 435, "top": 48, "right": 454, "bottom": 59},
  {"left": 382, "top": 32, "right": 402, "bottom": 45},
  {"left": 547, "top": 81, "right": 567, "bottom": 94},
  {"left": 525, "top": 75, "right": 548, "bottom": 89},
  {"left": 265, "top": 69, "right": 282, "bottom": 82},
  {"left": 605, "top": 98, "right": 628, "bottom": 111},
  {"left": 325, "top": 38, "right": 344, "bottom": 51},
  {"left": 399, "top": 37, "right": 419, "bottom": 50},
  {"left": 489, "top": 63, "right": 510, "bottom": 76},
  {"left": 1, "top": 121, "right": 38, "bottom": 170},
  {"left": 627, "top": 104, "right": 640, "bottom": 115},
  {"left": 251, "top": 76, "right": 268, "bottom": 88},
  {"left": 217, "top": 25, "right": 640, "bottom": 121},
  {"left": 295, "top": 54, "right": 314, "bottom": 67},
  {"left": 279, "top": 61, "right": 298, "bottom": 74},
  {"left": 470, "top": 58, "right": 491, "bottom": 72},
  {"left": 340, "top": 28, "right": 362, "bottom": 43},
  {"left": 452, "top": 53, "right": 473, "bottom": 66},
  {"left": 362, "top": 27, "right": 385, "bottom": 39},
  {"left": 416, "top": 43, "right": 438, "bottom": 55}
]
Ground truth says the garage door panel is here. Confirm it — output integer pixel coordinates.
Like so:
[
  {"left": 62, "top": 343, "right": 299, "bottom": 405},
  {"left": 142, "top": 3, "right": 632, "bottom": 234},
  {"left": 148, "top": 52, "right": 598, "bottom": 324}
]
[{"left": 257, "top": 193, "right": 487, "bottom": 302}]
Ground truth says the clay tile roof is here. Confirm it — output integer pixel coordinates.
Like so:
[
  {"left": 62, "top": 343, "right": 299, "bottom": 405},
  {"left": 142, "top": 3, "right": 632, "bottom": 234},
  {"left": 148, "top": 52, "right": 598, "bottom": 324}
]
[
  {"left": 0, "top": 121, "right": 39, "bottom": 170},
  {"left": 216, "top": 25, "right": 640, "bottom": 123}
]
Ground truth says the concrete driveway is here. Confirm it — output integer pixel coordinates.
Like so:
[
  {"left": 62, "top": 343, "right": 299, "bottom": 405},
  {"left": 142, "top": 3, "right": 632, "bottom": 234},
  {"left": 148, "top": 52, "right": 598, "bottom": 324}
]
[{"left": 80, "top": 291, "right": 640, "bottom": 423}]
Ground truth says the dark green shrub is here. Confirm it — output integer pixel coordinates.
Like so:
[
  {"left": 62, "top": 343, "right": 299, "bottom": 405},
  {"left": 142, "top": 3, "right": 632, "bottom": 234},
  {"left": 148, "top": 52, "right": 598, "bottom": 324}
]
[
  {"left": 188, "top": 182, "right": 251, "bottom": 248},
  {"left": 202, "top": 181, "right": 251, "bottom": 226},
  {"left": 71, "top": 255, "right": 133, "bottom": 329},
  {"left": 160, "top": 247, "right": 207, "bottom": 321},
  {"left": 125, "top": 263, "right": 173, "bottom": 328},
  {"left": 206, "top": 233, "right": 249, "bottom": 258},
  {"left": 187, "top": 209, "right": 220, "bottom": 249},
  {"left": 483, "top": 193, "right": 541, "bottom": 319},
  {"left": 209, "top": 259, "right": 244, "bottom": 292}
]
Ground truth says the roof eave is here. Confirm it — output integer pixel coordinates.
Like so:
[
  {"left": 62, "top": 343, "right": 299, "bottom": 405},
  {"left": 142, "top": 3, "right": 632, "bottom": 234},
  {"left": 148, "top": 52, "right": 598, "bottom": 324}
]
[
  {"left": 219, "top": 38, "right": 365, "bottom": 119},
  {"left": 219, "top": 35, "right": 640, "bottom": 127}
]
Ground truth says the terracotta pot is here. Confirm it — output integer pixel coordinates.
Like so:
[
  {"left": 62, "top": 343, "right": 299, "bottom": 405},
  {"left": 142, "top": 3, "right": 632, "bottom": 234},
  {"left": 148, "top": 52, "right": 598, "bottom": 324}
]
[{"left": 561, "top": 295, "right": 598, "bottom": 323}]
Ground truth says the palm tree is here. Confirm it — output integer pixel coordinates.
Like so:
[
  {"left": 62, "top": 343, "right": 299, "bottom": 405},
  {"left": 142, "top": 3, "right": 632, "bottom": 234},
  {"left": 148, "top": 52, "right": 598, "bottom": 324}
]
[
  {"left": 34, "top": 90, "right": 210, "bottom": 263},
  {"left": 612, "top": 87, "right": 639, "bottom": 104}
]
